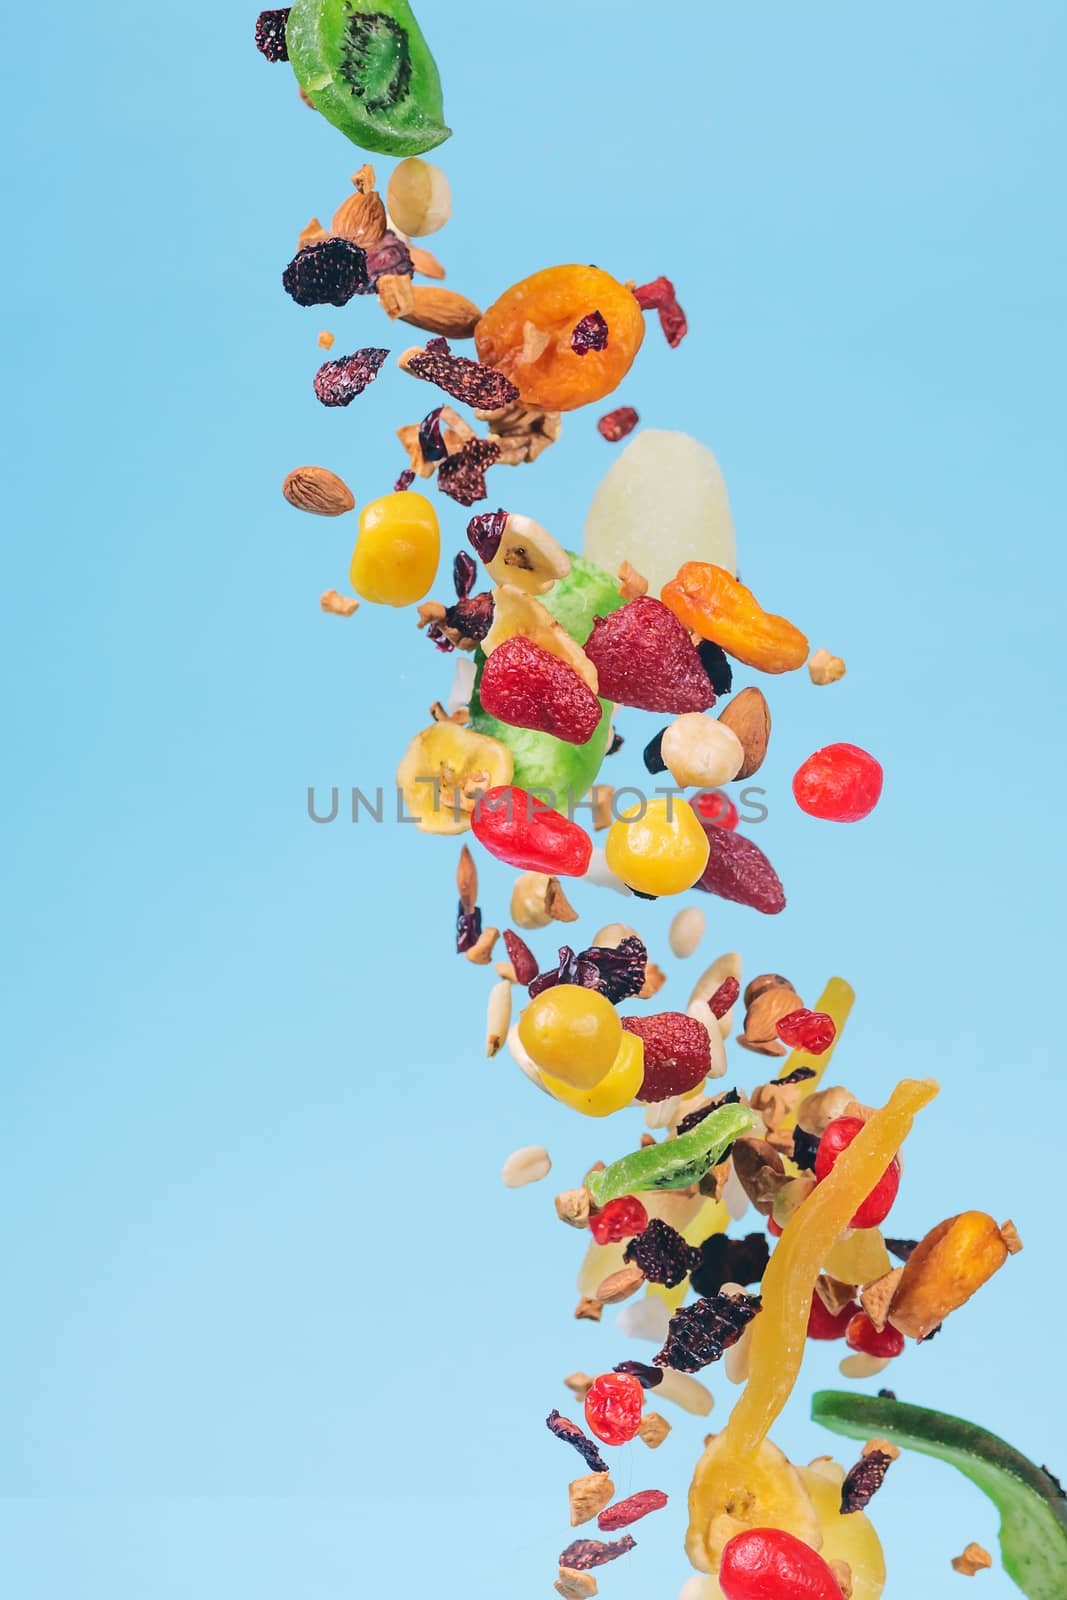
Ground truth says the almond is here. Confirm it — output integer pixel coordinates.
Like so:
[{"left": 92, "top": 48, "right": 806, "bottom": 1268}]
[
  {"left": 377, "top": 272, "right": 417, "bottom": 319},
  {"left": 400, "top": 285, "right": 483, "bottom": 339},
  {"left": 717, "top": 686, "right": 771, "bottom": 779},
  {"left": 331, "top": 188, "right": 387, "bottom": 248},
  {"left": 283, "top": 466, "right": 355, "bottom": 517},
  {"left": 409, "top": 243, "right": 446, "bottom": 279}
]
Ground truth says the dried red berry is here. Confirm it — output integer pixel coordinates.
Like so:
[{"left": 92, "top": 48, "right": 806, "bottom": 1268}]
[
  {"left": 846, "top": 1312, "right": 905, "bottom": 1360},
  {"left": 622, "top": 1012, "right": 711, "bottom": 1102},
  {"left": 807, "top": 1289, "right": 856, "bottom": 1341},
  {"left": 455, "top": 903, "right": 482, "bottom": 953},
  {"left": 776, "top": 1008, "right": 837, "bottom": 1055},
  {"left": 407, "top": 338, "right": 519, "bottom": 409},
  {"left": 793, "top": 743, "right": 884, "bottom": 823},
  {"left": 502, "top": 928, "right": 538, "bottom": 985},
  {"left": 572, "top": 310, "right": 609, "bottom": 355},
  {"left": 597, "top": 1489, "right": 668, "bottom": 1531},
  {"left": 654, "top": 1291, "right": 761, "bottom": 1373},
  {"left": 529, "top": 937, "right": 647, "bottom": 1005},
  {"left": 589, "top": 1195, "right": 648, "bottom": 1246},
  {"left": 437, "top": 438, "right": 500, "bottom": 505},
  {"left": 558, "top": 1536, "right": 636, "bottom": 1571},
  {"left": 692, "top": 790, "right": 739, "bottom": 830},
  {"left": 479, "top": 636, "right": 603, "bottom": 745},
  {"left": 453, "top": 550, "right": 478, "bottom": 599},
  {"left": 361, "top": 231, "right": 414, "bottom": 290},
  {"left": 546, "top": 1410, "right": 609, "bottom": 1473},
  {"left": 394, "top": 467, "right": 415, "bottom": 492},
  {"left": 255, "top": 8, "right": 290, "bottom": 60},
  {"left": 584, "top": 596, "right": 716, "bottom": 713},
  {"left": 816, "top": 1117, "right": 900, "bottom": 1228},
  {"left": 584, "top": 1373, "right": 644, "bottom": 1445},
  {"left": 597, "top": 405, "right": 639, "bottom": 442},
  {"left": 313, "top": 348, "right": 388, "bottom": 407},
  {"left": 633, "top": 276, "right": 688, "bottom": 347},
  {"left": 690, "top": 1232, "right": 769, "bottom": 1299},
  {"left": 282, "top": 238, "right": 368, "bottom": 307},
  {"left": 418, "top": 406, "right": 448, "bottom": 463},
  {"left": 624, "top": 1219, "right": 700, "bottom": 1287},
  {"left": 840, "top": 1449, "right": 895, "bottom": 1514},
  {"left": 696, "top": 824, "right": 786, "bottom": 914},
  {"left": 707, "top": 976, "right": 740, "bottom": 1019},
  {"left": 442, "top": 592, "right": 494, "bottom": 644},
  {"left": 611, "top": 1359, "right": 662, "bottom": 1389},
  {"left": 466, "top": 509, "right": 508, "bottom": 562}
]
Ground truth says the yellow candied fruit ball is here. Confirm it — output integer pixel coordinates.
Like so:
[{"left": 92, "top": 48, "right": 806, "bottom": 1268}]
[
  {"left": 518, "top": 984, "right": 622, "bottom": 1090},
  {"left": 350, "top": 490, "right": 440, "bottom": 607},
  {"left": 604, "top": 796, "right": 710, "bottom": 897},
  {"left": 541, "top": 1030, "right": 644, "bottom": 1117}
]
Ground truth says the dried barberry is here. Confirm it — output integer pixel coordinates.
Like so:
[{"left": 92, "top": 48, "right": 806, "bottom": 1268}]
[
  {"left": 622, "top": 1012, "right": 711, "bottom": 1102},
  {"left": 546, "top": 1410, "right": 609, "bottom": 1474},
  {"left": 437, "top": 438, "right": 500, "bottom": 506},
  {"left": 418, "top": 406, "right": 448, "bottom": 463},
  {"left": 572, "top": 310, "right": 609, "bottom": 355},
  {"left": 697, "top": 639, "right": 733, "bottom": 695},
  {"left": 611, "top": 1360, "right": 663, "bottom": 1390},
  {"left": 598, "top": 406, "right": 639, "bottom": 442},
  {"left": 442, "top": 591, "right": 495, "bottom": 643},
  {"left": 675, "top": 1088, "right": 741, "bottom": 1137},
  {"left": 282, "top": 238, "right": 368, "bottom": 307},
  {"left": 654, "top": 1291, "right": 761, "bottom": 1373},
  {"left": 624, "top": 1219, "right": 700, "bottom": 1288},
  {"left": 597, "top": 1490, "right": 668, "bottom": 1531},
  {"left": 708, "top": 976, "right": 740, "bottom": 1019},
  {"left": 453, "top": 550, "right": 477, "bottom": 600},
  {"left": 466, "top": 509, "right": 509, "bottom": 563},
  {"left": 408, "top": 338, "right": 519, "bottom": 410},
  {"left": 840, "top": 1450, "right": 894, "bottom": 1514},
  {"left": 456, "top": 903, "right": 482, "bottom": 953},
  {"left": 394, "top": 468, "right": 415, "bottom": 492},
  {"left": 584, "top": 596, "right": 716, "bottom": 713},
  {"left": 362, "top": 231, "right": 414, "bottom": 289},
  {"left": 313, "top": 348, "right": 389, "bottom": 407},
  {"left": 255, "top": 8, "right": 290, "bottom": 60},
  {"left": 558, "top": 1536, "right": 636, "bottom": 1571},
  {"left": 690, "top": 1232, "right": 770, "bottom": 1299},
  {"left": 503, "top": 929, "right": 538, "bottom": 985},
  {"left": 633, "top": 276, "right": 688, "bottom": 347},
  {"left": 697, "top": 824, "right": 786, "bottom": 914},
  {"left": 529, "top": 937, "right": 648, "bottom": 1005},
  {"left": 642, "top": 730, "right": 667, "bottom": 775},
  {"left": 885, "top": 1238, "right": 919, "bottom": 1263}
]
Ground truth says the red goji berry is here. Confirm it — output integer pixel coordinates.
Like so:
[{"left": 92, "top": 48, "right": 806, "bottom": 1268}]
[
  {"left": 597, "top": 405, "right": 639, "bottom": 442},
  {"left": 707, "top": 976, "right": 740, "bottom": 1018},
  {"left": 596, "top": 1489, "right": 668, "bottom": 1531},
  {"left": 584, "top": 1373, "right": 644, "bottom": 1445}
]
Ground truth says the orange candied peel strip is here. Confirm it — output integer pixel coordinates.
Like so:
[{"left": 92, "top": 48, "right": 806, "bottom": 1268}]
[
  {"left": 661, "top": 561, "right": 809, "bottom": 674},
  {"left": 724, "top": 1075, "right": 940, "bottom": 1457}
]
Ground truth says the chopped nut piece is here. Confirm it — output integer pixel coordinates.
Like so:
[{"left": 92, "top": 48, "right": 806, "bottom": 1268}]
[
  {"left": 796, "top": 1085, "right": 856, "bottom": 1136},
  {"left": 320, "top": 589, "right": 359, "bottom": 616},
  {"left": 595, "top": 1265, "right": 646, "bottom": 1304},
  {"left": 457, "top": 842, "right": 478, "bottom": 912},
  {"left": 485, "top": 978, "right": 512, "bottom": 1058},
  {"left": 546, "top": 877, "right": 579, "bottom": 923},
  {"left": 417, "top": 600, "right": 448, "bottom": 627},
  {"left": 751, "top": 1079, "right": 806, "bottom": 1133},
  {"left": 860, "top": 1268, "right": 904, "bottom": 1331},
  {"left": 511, "top": 872, "right": 554, "bottom": 929},
  {"left": 951, "top": 1542, "right": 993, "bottom": 1576},
  {"left": 592, "top": 786, "right": 614, "bottom": 832},
  {"left": 555, "top": 1188, "right": 593, "bottom": 1228},
  {"left": 575, "top": 1296, "right": 603, "bottom": 1322},
  {"left": 638, "top": 961, "right": 667, "bottom": 1000},
  {"left": 863, "top": 1438, "right": 901, "bottom": 1461},
  {"left": 318, "top": 330, "right": 335, "bottom": 350},
  {"left": 816, "top": 1275, "right": 859, "bottom": 1317},
  {"left": 808, "top": 647, "right": 847, "bottom": 686},
  {"left": 464, "top": 926, "right": 499, "bottom": 965},
  {"left": 617, "top": 561, "right": 648, "bottom": 600},
  {"left": 502, "top": 1144, "right": 551, "bottom": 1188},
  {"left": 569, "top": 1473, "right": 615, "bottom": 1527},
  {"left": 564, "top": 1372, "right": 594, "bottom": 1402},
  {"left": 520, "top": 320, "right": 552, "bottom": 363},
  {"left": 298, "top": 216, "right": 329, "bottom": 249},
  {"left": 637, "top": 1410, "right": 671, "bottom": 1448},
  {"left": 555, "top": 1567, "right": 598, "bottom": 1599},
  {"left": 377, "top": 272, "right": 417, "bottom": 318},
  {"left": 495, "top": 960, "right": 518, "bottom": 982},
  {"left": 476, "top": 400, "right": 562, "bottom": 465},
  {"left": 828, "top": 1558, "right": 853, "bottom": 1598},
  {"left": 669, "top": 906, "right": 707, "bottom": 960},
  {"left": 731, "top": 1138, "right": 790, "bottom": 1215},
  {"left": 640, "top": 1133, "right": 657, "bottom": 1149},
  {"left": 999, "top": 1219, "right": 1023, "bottom": 1254}
]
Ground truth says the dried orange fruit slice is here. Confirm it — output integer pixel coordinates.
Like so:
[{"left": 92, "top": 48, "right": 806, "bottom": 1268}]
[{"left": 661, "top": 561, "right": 809, "bottom": 674}]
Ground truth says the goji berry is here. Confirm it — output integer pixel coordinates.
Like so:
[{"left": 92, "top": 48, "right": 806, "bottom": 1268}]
[
  {"left": 845, "top": 1312, "right": 905, "bottom": 1360},
  {"left": 776, "top": 1008, "right": 837, "bottom": 1055},
  {"left": 583, "top": 596, "right": 717, "bottom": 713},
  {"left": 597, "top": 1489, "right": 668, "bottom": 1530},
  {"left": 815, "top": 1117, "right": 900, "bottom": 1228},
  {"left": 478, "top": 636, "right": 603, "bottom": 745},
  {"left": 707, "top": 975, "right": 740, "bottom": 1018},
  {"left": 597, "top": 405, "right": 639, "bottom": 442},
  {"left": 589, "top": 1195, "right": 648, "bottom": 1245},
  {"left": 471, "top": 786, "right": 592, "bottom": 876},
  {"left": 718, "top": 1528, "right": 843, "bottom": 1600},
  {"left": 792, "top": 742, "right": 883, "bottom": 823},
  {"left": 632, "top": 276, "right": 688, "bottom": 348},
  {"left": 807, "top": 1289, "right": 856, "bottom": 1341},
  {"left": 621, "top": 1012, "right": 711, "bottom": 1102},
  {"left": 584, "top": 1372, "right": 644, "bottom": 1445}
]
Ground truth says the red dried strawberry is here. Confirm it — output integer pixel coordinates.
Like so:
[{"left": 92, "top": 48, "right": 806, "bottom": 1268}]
[
  {"left": 696, "top": 824, "right": 786, "bottom": 915},
  {"left": 621, "top": 1013, "right": 711, "bottom": 1102},
  {"left": 479, "top": 637, "right": 603, "bottom": 745},
  {"left": 583, "top": 597, "right": 715, "bottom": 713}
]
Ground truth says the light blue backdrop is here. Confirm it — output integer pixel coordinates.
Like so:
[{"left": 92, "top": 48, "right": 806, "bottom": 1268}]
[{"left": 3, "top": 2, "right": 1065, "bottom": 1595}]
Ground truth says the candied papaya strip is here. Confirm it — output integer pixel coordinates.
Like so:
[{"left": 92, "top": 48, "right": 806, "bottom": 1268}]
[
  {"left": 813, "top": 1391, "right": 1067, "bottom": 1600},
  {"left": 586, "top": 1103, "right": 762, "bottom": 1207},
  {"left": 723, "top": 1077, "right": 939, "bottom": 1457}
]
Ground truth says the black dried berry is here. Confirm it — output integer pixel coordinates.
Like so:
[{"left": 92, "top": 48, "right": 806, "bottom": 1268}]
[
  {"left": 642, "top": 730, "right": 668, "bottom": 774},
  {"left": 624, "top": 1220, "right": 700, "bottom": 1288},
  {"left": 612, "top": 1360, "right": 663, "bottom": 1390},
  {"left": 558, "top": 1536, "right": 636, "bottom": 1571},
  {"left": 255, "top": 9, "right": 290, "bottom": 61},
  {"left": 697, "top": 639, "right": 733, "bottom": 695},
  {"left": 791, "top": 1127, "right": 821, "bottom": 1173},
  {"left": 654, "top": 1291, "right": 761, "bottom": 1373},
  {"left": 840, "top": 1449, "right": 894, "bottom": 1514},
  {"left": 885, "top": 1238, "right": 919, "bottom": 1263},
  {"left": 675, "top": 1088, "right": 741, "bottom": 1138},
  {"left": 771, "top": 1066, "right": 817, "bottom": 1086},
  {"left": 456, "top": 903, "right": 482, "bottom": 954},
  {"left": 606, "top": 730, "right": 625, "bottom": 755},
  {"left": 282, "top": 238, "right": 368, "bottom": 307},
  {"left": 453, "top": 551, "right": 477, "bottom": 600},
  {"left": 546, "top": 1410, "right": 609, "bottom": 1474},
  {"left": 528, "top": 937, "right": 647, "bottom": 1006},
  {"left": 419, "top": 407, "right": 448, "bottom": 463},
  {"left": 313, "top": 348, "right": 389, "bottom": 407},
  {"left": 690, "top": 1232, "right": 769, "bottom": 1299}
]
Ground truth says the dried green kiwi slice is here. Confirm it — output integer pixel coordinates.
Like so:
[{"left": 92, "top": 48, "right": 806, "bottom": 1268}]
[{"left": 286, "top": 0, "right": 450, "bottom": 157}]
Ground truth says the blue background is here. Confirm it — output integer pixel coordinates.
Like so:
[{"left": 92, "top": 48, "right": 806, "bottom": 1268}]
[{"left": 3, "top": 1, "right": 1065, "bottom": 1594}]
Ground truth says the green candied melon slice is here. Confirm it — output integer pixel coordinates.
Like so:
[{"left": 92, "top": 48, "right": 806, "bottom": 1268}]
[
  {"left": 812, "top": 1390, "right": 1067, "bottom": 1600},
  {"left": 286, "top": 0, "right": 450, "bottom": 157},
  {"left": 468, "top": 553, "right": 625, "bottom": 805}
]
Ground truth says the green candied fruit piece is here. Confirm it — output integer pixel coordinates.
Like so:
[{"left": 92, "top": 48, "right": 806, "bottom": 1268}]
[
  {"left": 587, "top": 1103, "right": 763, "bottom": 1206},
  {"left": 812, "top": 1390, "right": 1067, "bottom": 1600},
  {"left": 286, "top": 0, "right": 450, "bottom": 157},
  {"left": 468, "top": 552, "right": 625, "bottom": 805}
]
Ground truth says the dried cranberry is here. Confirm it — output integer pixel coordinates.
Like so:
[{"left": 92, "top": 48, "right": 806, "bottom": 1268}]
[
  {"left": 816, "top": 1117, "right": 900, "bottom": 1228},
  {"left": 622, "top": 1012, "right": 711, "bottom": 1102},
  {"left": 584, "top": 1373, "right": 644, "bottom": 1445},
  {"left": 696, "top": 639, "right": 733, "bottom": 695},
  {"left": 455, "top": 903, "right": 482, "bottom": 953},
  {"left": 502, "top": 929, "right": 538, "bottom": 985},
  {"left": 479, "top": 636, "right": 603, "bottom": 745},
  {"left": 707, "top": 976, "right": 740, "bottom": 1019},
  {"left": 418, "top": 406, "right": 448, "bottom": 463},
  {"left": 282, "top": 238, "right": 368, "bottom": 307},
  {"left": 572, "top": 310, "right": 609, "bottom": 355},
  {"left": 546, "top": 1410, "right": 609, "bottom": 1473},
  {"left": 437, "top": 438, "right": 500, "bottom": 505},
  {"left": 254, "top": 8, "right": 290, "bottom": 60},
  {"left": 597, "top": 1490, "right": 667, "bottom": 1531},
  {"left": 633, "top": 276, "right": 688, "bottom": 347},
  {"left": 807, "top": 1290, "right": 857, "bottom": 1341},
  {"left": 696, "top": 824, "right": 785, "bottom": 913},
  {"left": 362, "top": 231, "right": 414, "bottom": 289},
  {"left": 394, "top": 467, "right": 416, "bottom": 492},
  {"left": 529, "top": 937, "right": 647, "bottom": 1005},
  {"left": 597, "top": 406, "right": 639, "bottom": 442},
  {"left": 692, "top": 790, "right": 739, "bottom": 830},
  {"left": 624, "top": 1219, "right": 700, "bottom": 1287},
  {"left": 407, "top": 339, "right": 519, "bottom": 409},
  {"left": 584, "top": 596, "right": 717, "bottom": 713},
  {"left": 846, "top": 1312, "right": 904, "bottom": 1360},
  {"left": 589, "top": 1195, "right": 648, "bottom": 1246},
  {"left": 793, "top": 743, "right": 884, "bottom": 823},
  {"left": 840, "top": 1449, "right": 894, "bottom": 1514},
  {"left": 424, "top": 623, "right": 454, "bottom": 653},
  {"left": 313, "top": 348, "right": 388, "bottom": 407},
  {"left": 558, "top": 1536, "right": 636, "bottom": 1571},
  {"left": 466, "top": 509, "right": 509, "bottom": 563},
  {"left": 451, "top": 550, "right": 477, "bottom": 600}
]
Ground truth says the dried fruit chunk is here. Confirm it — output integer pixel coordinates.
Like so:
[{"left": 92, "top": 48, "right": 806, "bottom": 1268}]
[
  {"left": 621, "top": 1012, "right": 712, "bottom": 1102},
  {"left": 797, "top": 1463, "right": 887, "bottom": 1600},
  {"left": 696, "top": 824, "right": 786, "bottom": 915},
  {"left": 887, "top": 1211, "right": 1013, "bottom": 1341},
  {"left": 606, "top": 796, "right": 710, "bottom": 897},
  {"left": 793, "top": 744, "right": 884, "bottom": 823},
  {"left": 285, "top": 0, "right": 451, "bottom": 157},
  {"left": 405, "top": 337, "right": 519, "bottom": 409},
  {"left": 624, "top": 1219, "right": 700, "bottom": 1287},
  {"left": 598, "top": 406, "right": 638, "bottom": 442},
  {"left": 717, "top": 1528, "right": 842, "bottom": 1600},
  {"left": 282, "top": 237, "right": 368, "bottom": 306},
  {"left": 313, "top": 347, "right": 388, "bottom": 406},
  {"left": 473, "top": 786, "right": 592, "bottom": 876},
  {"left": 654, "top": 1291, "right": 761, "bottom": 1373},
  {"left": 547, "top": 1409, "right": 610, "bottom": 1474},
  {"left": 597, "top": 1490, "right": 668, "bottom": 1531},
  {"left": 476, "top": 265, "right": 645, "bottom": 411},
  {"left": 471, "top": 511, "right": 571, "bottom": 595},
  {"left": 587, "top": 1102, "right": 762, "bottom": 1206},
  {"left": 633, "top": 276, "right": 688, "bottom": 348},
  {"left": 662, "top": 562, "right": 808, "bottom": 674},
  {"left": 686, "top": 1434, "right": 823, "bottom": 1573},
  {"left": 396, "top": 721, "right": 512, "bottom": 835},
  {"left": 483, "top": 585, "right": 598, "bottom": 692},
  {"left": 255, "top": 9, "right": 291, "bottom": 61},
  {"left": 519, "top": 984, "right": 622, "bottom": 1090},
  {"left": 583, "top": 596, "right": 716, "bottom": 713},
  {"left": 542, "top": 1029, "right": 644, "bottom": 1118},
  {"left": 585, "top": 1372, "right": 644, "bottom": 1444},
  {"left": 558, "top": 1535, "right": 636, "bottom": 1570},
  {"left": 479, "top": 636, "right": 603, "bottom": 745}
]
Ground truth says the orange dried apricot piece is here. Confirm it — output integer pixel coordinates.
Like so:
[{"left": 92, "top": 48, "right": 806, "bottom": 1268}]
[
  {"left": 661, "top": 561, "right": 809, "bottom": 675},
  {"left": 475, "top": 265, "right": 644, "bottom": 412}
]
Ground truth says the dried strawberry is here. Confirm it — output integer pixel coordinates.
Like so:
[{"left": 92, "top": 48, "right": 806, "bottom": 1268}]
[
  {"left": 282, "top": 239, "right": 368, "bottom": 307},
  {"left": 633, "top": 276, "right": 688, "bottom": 347},
  {"left": 840, "top": 1450, "right": 894, "bottom": 1514},
  {"left": 597, "top": 1490, "right": 668, "bottom": 1531},
  {"left": 584, "top": 596, "right": 716, "bottom": 713},
  {"left": 621, "top": 1012, "right": 711, "bottom": 1102},
  {"left": 313, "top": 348, "right": 388, "bottom": 407},
  {"left": 479, "top": 637, "right": 602, "bottom": 745},
  {"left": 597, "top": 406, "right": 638, "bottom": 442},
  {"left": 624, "top": 1219, "right": 700, "bottom": 1287},
  {"left": 707, "top": 976, "right": 740, "bottom": 1018},
  {"left": 502, "top": 929, "right": 538, "bottom": 985},
  {"left": 437, "top": 438, "right": 500, "bottom": 505},
  {"left": 255, "top": 9, "right": 290, "bottom": 60},
  {"left": 696, "top": 824, "right": 786, "bottom": 914},
  {"left": 572, "top": 310, "right": 609, "bottom": 355},
  {"left": 407, "top": 338, "right": 518, "bottom": 409}
]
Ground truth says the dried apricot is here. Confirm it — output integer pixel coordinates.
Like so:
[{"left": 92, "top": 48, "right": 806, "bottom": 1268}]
[
  {"left": 475, "top": 265, "right": 645, "bottom": 412},
  {"left": 661, "top": 562, "right": 809, "bottom": 674}
]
